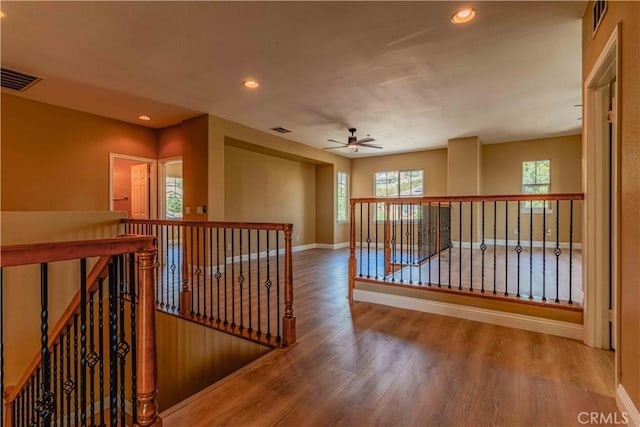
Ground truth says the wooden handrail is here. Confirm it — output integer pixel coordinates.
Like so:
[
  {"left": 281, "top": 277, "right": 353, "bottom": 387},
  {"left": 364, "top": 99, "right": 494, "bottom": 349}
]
[
  {"left": 0, "top": 235, "right": 155, "bottom": 267},
  {"left": 350, "top": 193, "right": 584, "bottom": 204},
  {"left": 3, "top": 255, "right": 111, "bottom": 403},
  {"left": 122, "top": 218, "right": 293, "bottom": 231}
]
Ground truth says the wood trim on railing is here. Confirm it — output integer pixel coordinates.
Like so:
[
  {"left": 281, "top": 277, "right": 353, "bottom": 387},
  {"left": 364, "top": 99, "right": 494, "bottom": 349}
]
[
  {"left": 0, "top": 235, "right": 155, "bottom": 267},
  {"left": 122, "top": 218, "right": 292, "bottom": 231},
  {"left": 350, "top": 193, "right": 584, "bottom": 204},
  {"left": 3, "top": 256, "right": 111, "bottom": 403}
]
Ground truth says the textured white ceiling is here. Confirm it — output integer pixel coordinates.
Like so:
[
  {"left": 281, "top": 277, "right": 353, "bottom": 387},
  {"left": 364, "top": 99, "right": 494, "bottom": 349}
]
[{"left": 0, "top": 1, "right": 585, "bottom": 157}]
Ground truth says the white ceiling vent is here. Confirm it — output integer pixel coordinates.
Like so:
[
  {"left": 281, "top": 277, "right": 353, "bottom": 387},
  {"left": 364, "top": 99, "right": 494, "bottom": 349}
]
[
  {"left": 270, "top": 126, "right": 292, "bottom": 134},
  {"left": 1, "top": 68, "right": 41, "bottom": 92},
  {"left": 592, "top": 0, "right": 607, "bottom": 36}
]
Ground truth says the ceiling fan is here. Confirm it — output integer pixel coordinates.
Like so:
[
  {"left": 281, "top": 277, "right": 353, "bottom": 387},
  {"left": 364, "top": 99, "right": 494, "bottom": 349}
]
[{"left": 323, "top": 128, "right": 382, "bottom": 152}]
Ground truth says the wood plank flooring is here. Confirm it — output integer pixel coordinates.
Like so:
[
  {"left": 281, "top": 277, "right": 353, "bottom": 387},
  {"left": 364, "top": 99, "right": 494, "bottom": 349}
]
[{"left": 161, "top": 248, "right": 616, "bottom": 427}]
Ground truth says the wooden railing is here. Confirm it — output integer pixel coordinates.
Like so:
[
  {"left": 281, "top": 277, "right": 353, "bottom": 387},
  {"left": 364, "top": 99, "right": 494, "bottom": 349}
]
[
  {"left": 1, "top": 235, "right": 161, "bottom": 427},
  {"left": 121, "top": 219, "right": 296, "bottom": 348},
  {"left": 349, "top": 193, "right": 584, "bottom": 309}
]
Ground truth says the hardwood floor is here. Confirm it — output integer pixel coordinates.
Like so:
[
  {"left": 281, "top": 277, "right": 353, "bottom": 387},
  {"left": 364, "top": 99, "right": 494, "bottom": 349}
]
[{"left": 161, "top": 248, "right": 616, "bottom": 427}]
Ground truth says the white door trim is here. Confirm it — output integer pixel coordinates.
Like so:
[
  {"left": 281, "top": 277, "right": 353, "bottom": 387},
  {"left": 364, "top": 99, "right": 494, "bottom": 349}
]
[
  {"left": 583, "top": 25, "right": 619, "bottom": 352},
  {"left": 109, "top": 153, "right": 158, "bottom": 219}
]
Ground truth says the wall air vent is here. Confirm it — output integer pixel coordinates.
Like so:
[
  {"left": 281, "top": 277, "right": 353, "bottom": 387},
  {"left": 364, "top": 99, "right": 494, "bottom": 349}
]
[
  {"left": 270, "top": 126, "right": 292, "bottom": 134},
  {"left": 1, "top": 68, "right": 41, "bottom": 92},
  {"left": 592, "top": 0, "right": 607, "bottom": 36}
]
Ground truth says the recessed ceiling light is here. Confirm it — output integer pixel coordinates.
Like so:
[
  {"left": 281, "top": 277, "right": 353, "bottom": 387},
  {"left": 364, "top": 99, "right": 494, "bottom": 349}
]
[
  {"left": 138, "top": 115, "right": 151, "bottom": 121},
  {"left": 0, "top": 11, "right": 7, "bottom": 19},
  {"left": 243, "top": 79, "right": 259, "bottom": 89},
  {"left": 451, "top": 8, "right": 477, "bottom": 24}
]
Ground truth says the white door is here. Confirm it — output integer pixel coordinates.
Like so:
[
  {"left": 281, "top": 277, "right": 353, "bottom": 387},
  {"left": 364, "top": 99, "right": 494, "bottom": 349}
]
[{"left": 131, "top": 163, "right": 150, "bottom": 219}]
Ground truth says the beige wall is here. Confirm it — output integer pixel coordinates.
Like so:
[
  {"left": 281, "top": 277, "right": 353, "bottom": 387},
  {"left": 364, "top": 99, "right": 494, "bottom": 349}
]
[
  {"left": 351, "top": 149, "right": 448, "bottom": 198},
  {"left": 1, "top": 94, "right": 157, "bottom": 211},
  {"left": 1, "top": 211, "right": 124, "bottom": 385},
  {"left": 315, "top": 164, "right": 334, "bottom": 245},
  {"left": 583, "top": 1, "right": 640, "bottom": 408},
  {"left": 158, "top": 123, "right": 184, "bottom": 159},
  {"left": 182, "top": 115, "right": 209, "bottom": 221},
  {"left": 224, "top": 145, "right": 316, "bottom": 245}
]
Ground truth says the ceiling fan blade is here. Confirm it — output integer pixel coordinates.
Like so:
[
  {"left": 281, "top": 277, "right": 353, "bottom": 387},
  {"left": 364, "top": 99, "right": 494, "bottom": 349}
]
[
  {"left": 323, "top": 146, "right": 348, "bottom": 150},
  {"left": 327, "top": 139, "right": 347, "bottom": 145},
  {"left": 358, "top": 143, "right": 383, "bottom": 149},
  {"left": 356, "top": 137, "right": 375, "bottom": 144}
]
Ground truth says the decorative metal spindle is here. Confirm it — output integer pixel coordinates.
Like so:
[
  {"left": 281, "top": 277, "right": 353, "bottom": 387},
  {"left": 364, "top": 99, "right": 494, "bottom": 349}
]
[
  {"left": 202, "top": 226, "right": 207, "bottom": 320},
  {"left": 569, "top": 200, "right": 574, "bottom": 304},
  {"left": 79, "top": 259, "right": 87, "bottom": 426},
  {"left": 209, "top": 228, "right": 215, "bottom": 323},
  {"left": 190, "top": 225, "right": 195, "bottom": 317},
  {"left": 130, "top": 253, "right": 138, "bottom": 425},
  {"left": 170, "top": 225, "right": 176, "bottom": 311},
  {"left": 366, "top": 203, "right": 371, "bottom": 278},
  {"left": 118, "top": 256, "right": 127, "bottom": 427},
  {"left": 438, "top": 203, "right": 442, "bottom": 287},
  {"left": 224, "top": 229, "right": 228, "bottom": 326},
  {"left": 530, "top": 202, "right": 534, "bottom": 299},
  {"left": 216, "top": 228, "right": 222, "bottom": 324},
  {"left": 400, "top": 203, "right": 404, "bottom": 283},
  {"left": 248, "top": 229, "right": 252, "bottom": 332},
  {"left": 276, "top": 231, "right": 281, "bottom": 342},
  {"left": 73, "top": 315, "right": 78, "bottom": 427},
  {"left": 427, "top": 203, "right": 432, "bottom": 285},
  {"left": 543, "top": 202, "right": 547, "bottom": 301},
  {"left": 52, "top": 344, "right": 57, "bottom": 426},
  {"left": 266, "top": 230, "right": 272, "bottom": 339},
  {"left": 493, "top": 201, "right": 497, "bottom": 294},
  {"left": 481, "top": 201, "right": 486, "bottom": 293},
  {"left": 359, "top": 203, "right": 363, "bottom": 277},
  {"left": 177, "top": 225, "right": 182, "bottom": 312},
  {"left": 257, "top": 230, "right": 261, "bottom": 335},
  {"left": 392, "top": 205, "right": 397, "bottom": 282},
  {"left": 516, "top": 201, "right": 521, "bottom": 298},
  {"left": 155, "top": 229, "right": 160, "bottom": 306},
  {"left": 505, "top": 201, "right": 509, "bottom": 296},
  {"left": 196, "top": 226, "right": 201, "bottom": 318},
  {"left": 88, "top": 290, "right": 96, "bottom": 427},
  {"left": 470, "top": 201, "right": 473, "bottom": 291},
  {"left": 26, "top": 380, "right": 31, "bottom": 427},
  {"left": 239, "top": 229, "right": 245, "bottom": 330},
  {"left": 231, "top": 230, "right": 236, "bottom": 328},
  {"left": 375, "top": 203, "right": 379, "bottom": 278},
  {"left": 108, "top": 260, "right": 118, "bottom": 426},
  {"left": 459, "top": 202, "right": 462, "bottom": 290},
  {"left": 448, "top": 205, "right": 452, "bottom": 289},
  {"left": 555, "top": 201, "right": 561, "bottom": 303},
  {"left": 98, "top": 278, "right": 105, "bottom": 427},
  {"left": 59, "top": 329, "right": 65, "bottom": 426}
]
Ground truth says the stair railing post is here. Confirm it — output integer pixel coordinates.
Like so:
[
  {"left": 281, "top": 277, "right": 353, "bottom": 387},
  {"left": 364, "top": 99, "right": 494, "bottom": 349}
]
[
  {"left": 135, "top": 245, "right": 162, "bottom": 427},
  {"left": 282, "top": 225, "right": 296, "bottom": 346},
  {"left": 348, "top": 200, "right": 357, "bottom": 302}
]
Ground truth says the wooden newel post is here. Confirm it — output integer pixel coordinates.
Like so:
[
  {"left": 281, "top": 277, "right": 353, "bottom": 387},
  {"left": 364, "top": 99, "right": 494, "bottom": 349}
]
[
  {"left": 4, "top": 388, "right": 15, "bottom": 427},
  {"left": 348, "top": 200, "right": 356, "bottom": 302},
  {"left": 282, "top": 225, "right": 296, "bottom": 346},
  {"left": 135, "top": 247, "right": 162, "bottom": 427}
]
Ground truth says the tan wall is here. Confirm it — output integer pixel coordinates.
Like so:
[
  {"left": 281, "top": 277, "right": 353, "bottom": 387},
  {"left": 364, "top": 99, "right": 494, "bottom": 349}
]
[
  {"left": 1, "top": 94, "right": 157, "bottom": 211},
  {"left": 351, "top": 149, "right": 448, "bottom": 197},
  {"left": 224, "top": 145, "right": 316, "bottom": 245},
  {"left": 583, "top": 1, "right": 640, "bottom": 408},
  {"left": 158, "top": 123, "right": 184, "bottom": 159},
  {"left": 1, "top": 211, "right": 124, "bottom": 386},
  {"left": 182, "top": 115, "right": 209, "bottom": 221},
  {"left": 315, "top": 164, "right": 334, "bottom": 245},
  {"left": 482, "top": 135, "right": 583, "bottom": 243}
]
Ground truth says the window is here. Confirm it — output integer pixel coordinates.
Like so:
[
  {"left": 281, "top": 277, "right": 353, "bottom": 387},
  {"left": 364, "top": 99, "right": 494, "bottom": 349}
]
[
  {"left": 375, "top": 170, "right": 423, "bottom": 220},
  {"left": 522, "top": 160, "right": 550, "bottom": 210},
  {"left": 163, "top": 160, "right": 183, "bottom": 219},
  {"left": 337, "top": 171, "right": 348, "bottom": 222}
]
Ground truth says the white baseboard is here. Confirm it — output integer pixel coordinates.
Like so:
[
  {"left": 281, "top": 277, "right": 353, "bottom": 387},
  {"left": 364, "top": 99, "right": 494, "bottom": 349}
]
[
  {"left": 353, "top": 288, "right": 583, "bottom": 340},
  {"left": 617, "top": 384, "right": 640, "bottom": 427},
  {"left": 315, "top": 242, "right": 349, "bottom": 250}
]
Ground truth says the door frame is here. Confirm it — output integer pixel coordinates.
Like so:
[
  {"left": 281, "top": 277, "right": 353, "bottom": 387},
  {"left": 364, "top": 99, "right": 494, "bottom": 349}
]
[
  {"left": 583, "top": 25, "right": 619, "bottom": 356},
  {"left": 158, "top": 156, "right": 183, "bottom": 220},
  {"left": 109, "top": 153, "right": 158, "bottom": 219}
]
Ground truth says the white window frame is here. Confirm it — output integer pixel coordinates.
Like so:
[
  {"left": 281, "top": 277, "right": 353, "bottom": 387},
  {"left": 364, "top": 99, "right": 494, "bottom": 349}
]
[
  {"left": 337, "top": 171, "right": 349, "bottom": 223},
  {"left": 374, "top": 169, "right": 424, "bottom": 220},
  {"left": 522, "top": 160, "right": 552, "bottom": 212}
]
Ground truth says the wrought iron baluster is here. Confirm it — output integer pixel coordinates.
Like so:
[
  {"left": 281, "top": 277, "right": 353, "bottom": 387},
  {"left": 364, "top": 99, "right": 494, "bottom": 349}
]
[
  {"left": 257, "top": 229, "right": 261, "bottom": 335},
  {"left": 190, "top": 225, "right": 195, "bottom": 317},
  {"left": 438, "top": 203, "right": 442, "bottom": 287},
  {"left": 366, "top": 202, "right": 371, "bottom": 278},
  {"left": 52, "top": 343, "right": 57, "bottom": 426},
  {"left": 108, "top": 260, "right": 117, "bottom": 426},
  {"left": 118, "top": 255, "right": 128, "bottom": 427},
  {"left": 130, "top": 253, "right": 138, "bottom": 425},
  {"left": 505, "top": 201, "right": 509, "bottom": 296},
  {"left": 209, "top": 227, "right": 215, "bottom": 323},
  {"left": 459, "top": 201, "right": 462, "bottom": 291},
  {"left": 202, "top": 226, "right": 207, "bottom": 320},
  {"left": 224, "top": 229, "right": 228, "bottom": 326},
  {"left": 375, "top": 203, "right": 379, "bottom": 278},
  {"left": 216, "top": 228, "right": 222, "bottom": 324},
  {"left": 73, "top": 315, "right": 78, "bottom": 427},
  {"left": 555, "top": 200, "right": 561, "bottom": 303},
  {"left": 516, "top": 201, "right": 521, "bottom": 298},
  {"left": 481, "top": 201, "right": 486, "bottom": 293},
  {"left": 231, "top": 229, "right": 236, "bottom": 328},
  {"left": 359, "top": 203, "right": 363, "bottom": 277},
  {"left": 400, "top": 203, "right": 404, "bottom": 283},
  {"left": 79, "top": 259, "right": 87, "bottom": 426},
  {"left": 98, "top": 277, "right": 105, "bottom": 427},
  {"left": 276, "top": 230, "right": 281, "bottom": 343},
  {"left": 266, "top": 230, "right": 272, "bottom": 340},
  {"left": 530, "top": 202, "right": 534, "bottom": 299},
  {"left": 569, "top": 200, "right": 574, "bottom": 304},
  {"left": 88, "top": 289, "right": 96, "bottom": 427},
  {"left": 493, "top": 201, "right": 497, "bottom": 294},
  {"left": 543, "top": 202, "right": 547, "bottom": 301},
  {"left": 196, "top": 226, "right": 202, "bottom": 318},
  {"left": 470, "top": 201, "right": 474, "bottom": 291},
  {"left": 248, "top": 229, "right": 252, "bottom": 332},
  {"left": 239, "top": 229, "right": 245, "bottom": 330}
]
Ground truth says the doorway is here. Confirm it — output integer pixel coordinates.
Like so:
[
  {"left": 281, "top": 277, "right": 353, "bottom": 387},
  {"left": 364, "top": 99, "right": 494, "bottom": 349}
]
[
  {"left": 159, "top": 158, "right": 183, "bottom": 220},
  {"left": 583, "top": 26, "right": 619, "bottom": 354},
  {"left": 109, "top": 153, "right": 158, "bottom": 219}
]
